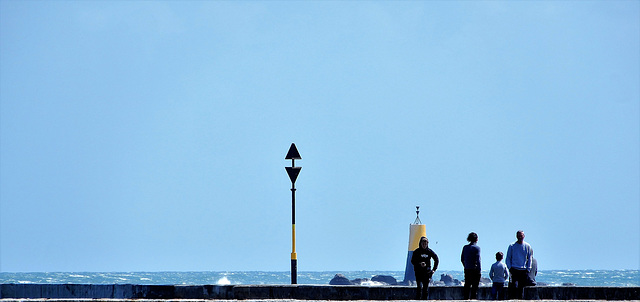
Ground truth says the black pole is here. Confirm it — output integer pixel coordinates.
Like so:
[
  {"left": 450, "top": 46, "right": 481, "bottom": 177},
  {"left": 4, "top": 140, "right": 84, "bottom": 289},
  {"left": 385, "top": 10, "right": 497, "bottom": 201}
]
[
  {"left": 290, "top": 157, "right": 297, "bottom": 284},
  {"left": 291, "top": 183, "right": 297, "bottom": 284}
]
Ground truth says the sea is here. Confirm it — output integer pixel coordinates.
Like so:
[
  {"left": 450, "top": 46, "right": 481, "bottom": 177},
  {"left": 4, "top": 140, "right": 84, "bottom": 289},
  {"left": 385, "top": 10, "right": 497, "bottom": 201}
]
[{"left": 1, "top": 270, "right": 638, "bottom": 287}]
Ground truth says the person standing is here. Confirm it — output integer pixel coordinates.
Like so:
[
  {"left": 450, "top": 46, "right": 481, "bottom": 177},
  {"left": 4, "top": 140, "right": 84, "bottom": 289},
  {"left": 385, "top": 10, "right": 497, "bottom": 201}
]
[
  {"left": 461, "top": 232, "right": 481, "bottom": 299},
  {"left": 411, "top": 237, "right": 439, "bottom": 300},
  {"left": 490, "top": 252, "right": 509, "bottom": 300},
  {"left": 506, "top": 230, "right": 534, "bottom": 299}
]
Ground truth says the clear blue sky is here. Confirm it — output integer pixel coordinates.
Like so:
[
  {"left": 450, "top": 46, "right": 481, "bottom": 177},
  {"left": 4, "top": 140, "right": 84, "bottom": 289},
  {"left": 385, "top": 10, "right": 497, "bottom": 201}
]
[{"left": 1, "top": 1, "right": 638, "bottom": 273}]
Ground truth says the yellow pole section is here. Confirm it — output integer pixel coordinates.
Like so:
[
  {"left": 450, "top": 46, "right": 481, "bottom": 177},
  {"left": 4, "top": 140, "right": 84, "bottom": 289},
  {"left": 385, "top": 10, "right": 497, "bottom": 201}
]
[
  {"left": 407, "top": 224, "right": 426, "bottom": 251},
  {"left": 291, "top": 224, "right": 297, "bottom": 259}
]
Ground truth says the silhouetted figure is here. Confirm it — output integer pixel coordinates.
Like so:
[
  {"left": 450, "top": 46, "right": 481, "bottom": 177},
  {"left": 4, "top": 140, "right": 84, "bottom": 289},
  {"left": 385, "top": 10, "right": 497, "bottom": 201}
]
[
  {"left": 411, "top": 237, "right": 439, "bottom": 300},
  {"left": 461, "top": 232, "right": 481, "bottom": 299}
]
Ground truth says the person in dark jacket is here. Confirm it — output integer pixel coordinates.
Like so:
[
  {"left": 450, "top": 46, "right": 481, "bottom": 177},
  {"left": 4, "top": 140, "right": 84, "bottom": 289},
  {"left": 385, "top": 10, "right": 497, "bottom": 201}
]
[
  {"left": 461, "top": 232, "right": 481, "bottom": 299},
  {"left": 411, "top": 236, "right": 439, "bottom": 300}
]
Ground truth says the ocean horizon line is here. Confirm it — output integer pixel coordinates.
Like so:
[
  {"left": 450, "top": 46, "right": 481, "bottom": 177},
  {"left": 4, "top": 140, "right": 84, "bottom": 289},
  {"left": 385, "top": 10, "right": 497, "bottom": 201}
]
[{"left": 2, "top": 269, "right": 638, "bottom": 273}]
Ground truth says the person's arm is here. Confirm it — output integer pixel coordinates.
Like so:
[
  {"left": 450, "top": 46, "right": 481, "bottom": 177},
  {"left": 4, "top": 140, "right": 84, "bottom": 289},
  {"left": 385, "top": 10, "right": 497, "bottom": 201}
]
[
  {"left": 526, "top": 246, "right": 533, "bottom": 271},
  {"left": 431, "top": 250, "right": 439, "bottom": 271},
  {"left": 489, "top": 265, "right": 495, "bottom": 281},
  {"left": 506, "top": 245, "right": 512, "bottom": 269},
  {"left": 503, "top": 264, "right": 509, "bottom": 279}
]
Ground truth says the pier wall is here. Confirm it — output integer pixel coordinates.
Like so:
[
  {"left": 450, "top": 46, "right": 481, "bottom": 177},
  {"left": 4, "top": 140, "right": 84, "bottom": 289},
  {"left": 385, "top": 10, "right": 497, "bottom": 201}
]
[{"left": 1, "top": 284, "right": 638, "bottom": 300}]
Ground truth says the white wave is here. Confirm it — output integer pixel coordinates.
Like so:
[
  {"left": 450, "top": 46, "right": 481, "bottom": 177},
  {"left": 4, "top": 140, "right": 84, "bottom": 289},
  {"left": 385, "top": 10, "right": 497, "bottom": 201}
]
[
  {"left": 217, "top": 276, "right": 231, "bottom": 285},
  {"left": 359, "top": 280, "right": 385, "bottom": 286}
]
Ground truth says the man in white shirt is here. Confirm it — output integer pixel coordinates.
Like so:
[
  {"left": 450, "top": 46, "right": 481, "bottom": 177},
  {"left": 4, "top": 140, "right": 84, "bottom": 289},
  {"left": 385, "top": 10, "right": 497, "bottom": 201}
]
[{"left": 506, "top": 230, "right": 533, "bottom": 299}]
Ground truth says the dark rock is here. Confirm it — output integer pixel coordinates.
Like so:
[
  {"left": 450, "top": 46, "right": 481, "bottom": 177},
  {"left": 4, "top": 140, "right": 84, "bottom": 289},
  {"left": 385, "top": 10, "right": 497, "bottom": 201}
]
[
  {"left": 440, "top": 274, "right": 454, "bottom": 285},
  {"left": 329, "top": 274, "right": 353, "bottom": 285},
  {"left": 562, "top": 283, "right": 576, "bottom": 286},
  {"left": 440, "top": 274, "right": 462, "bottom": 286},
  {"left": 372, "top": 275, "right": 397, "bottom": 285}
]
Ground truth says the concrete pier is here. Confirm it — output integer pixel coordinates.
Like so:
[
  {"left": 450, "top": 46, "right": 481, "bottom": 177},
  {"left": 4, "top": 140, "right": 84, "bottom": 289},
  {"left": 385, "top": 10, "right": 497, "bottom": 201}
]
[{"left": 1, "top": 284, "right": 638, "bottom": 300}]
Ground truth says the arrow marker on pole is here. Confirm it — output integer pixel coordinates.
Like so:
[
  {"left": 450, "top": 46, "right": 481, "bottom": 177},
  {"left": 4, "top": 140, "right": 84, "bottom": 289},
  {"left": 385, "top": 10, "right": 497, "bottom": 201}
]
[
  {"left": 285, "top": 167, "right": 301, "bottom": 184},
  {"left": 285, "top": 143, "right": 302, "bottom": 160}
]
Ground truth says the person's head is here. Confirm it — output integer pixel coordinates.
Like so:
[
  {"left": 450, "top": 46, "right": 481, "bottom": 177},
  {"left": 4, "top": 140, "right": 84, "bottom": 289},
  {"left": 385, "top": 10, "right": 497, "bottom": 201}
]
[
  {"left": 495, "top": 252, "right": 504, "bottom": 261},
  {"left": 467, "top": 232, "right": 478, "bottom": 243},
  {"left": 420, "top": 236, "right": 429, "bottom": 249},
  {"left": 516, "top": 230, "right": 525, "bottom": 243}
]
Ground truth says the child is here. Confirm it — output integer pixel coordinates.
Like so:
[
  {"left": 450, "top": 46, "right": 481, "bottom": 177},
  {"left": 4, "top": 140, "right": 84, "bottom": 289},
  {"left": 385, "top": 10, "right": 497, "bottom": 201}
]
[{"left": 489, "top": 252, "right": 509, "bottom": 300}]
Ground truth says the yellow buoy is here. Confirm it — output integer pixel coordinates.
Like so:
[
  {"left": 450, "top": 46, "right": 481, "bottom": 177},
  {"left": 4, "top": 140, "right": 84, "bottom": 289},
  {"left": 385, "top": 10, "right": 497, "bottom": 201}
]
[{"left": 402, "top": 206, "right": 427, "bottom": 284}]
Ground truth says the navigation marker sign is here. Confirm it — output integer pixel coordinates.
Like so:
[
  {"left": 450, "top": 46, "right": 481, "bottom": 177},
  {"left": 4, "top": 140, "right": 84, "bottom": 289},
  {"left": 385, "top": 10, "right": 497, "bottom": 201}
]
[
  {"left": 285, "top": 167, "right": 301, "bottom": 184},
  {"left": 285, "top": 143, "right": 302, "bottom": 160},
  {"left": 285, "top": 143, "right": 301, "bottom": 284},
  {"left": 285, "top": 142, "right": 302, "bottom": 185}
]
